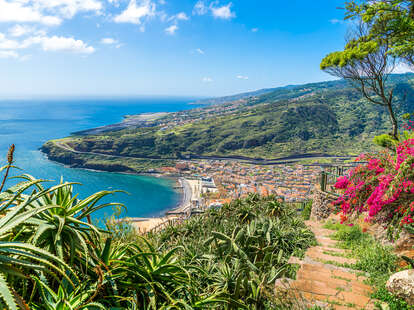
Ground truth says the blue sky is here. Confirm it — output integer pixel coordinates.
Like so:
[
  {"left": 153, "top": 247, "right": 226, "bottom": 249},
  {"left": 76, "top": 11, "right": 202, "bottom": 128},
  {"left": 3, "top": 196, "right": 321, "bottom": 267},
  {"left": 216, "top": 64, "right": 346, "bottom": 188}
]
[{"left": 0, "top": 0, "right": 350, "bottom": 97}]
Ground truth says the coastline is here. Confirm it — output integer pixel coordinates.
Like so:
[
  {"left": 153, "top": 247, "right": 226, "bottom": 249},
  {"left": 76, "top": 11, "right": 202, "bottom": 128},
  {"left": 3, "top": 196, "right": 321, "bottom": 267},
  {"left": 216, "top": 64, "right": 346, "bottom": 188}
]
[
  {"left": 118, "top": 178, "right": 192, "bottom": 233},
  {"left": 39, "top": 150, "right": 186, "bottom": 228}
]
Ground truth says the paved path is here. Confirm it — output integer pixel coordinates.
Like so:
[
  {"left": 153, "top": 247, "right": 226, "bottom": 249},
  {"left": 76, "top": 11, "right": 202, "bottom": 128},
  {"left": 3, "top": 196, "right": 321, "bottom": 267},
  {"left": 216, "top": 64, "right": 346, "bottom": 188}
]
[{"left": 276, "top": 220, "right": 377, "bottom": 309}]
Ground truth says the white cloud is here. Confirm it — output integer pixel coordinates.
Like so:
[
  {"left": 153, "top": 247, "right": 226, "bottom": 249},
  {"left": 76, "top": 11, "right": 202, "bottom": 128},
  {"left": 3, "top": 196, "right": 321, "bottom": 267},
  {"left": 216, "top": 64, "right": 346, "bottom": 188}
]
[
  {"left": 193, "top": 1, "right": 235, "bottom": 19},
  {"left": 101, "top": 37, "right": 118, "bottom": 44},
  {"left": 202, "top": 77, "right": 213, "bottom": 83},
  {"left": 8, "top": 25, "right": 35, "bottom": 37},
  {"left": 34, "top": 0, "right": 103, "bottom": 19},
  {"left": 165, "top": 24, "right": 178, "bottom": 35},
  {"left": 330, "top": 19, "right": 344, "bottom": 24},
  {"left": 393, "top": 62, "right": 414, "bottom": 74},
  {"left": 0, "top": 0, "right": 102, "bottom": 26},
  {"left": 211, "top": 3, "right": 235, "bottom": 19},
  {"left": 175, "top": 12, "right": 188, "bottom": 20},
  {"left": 19, "top": 54, "right": 32, "bottom": 61},
  {"left": 0, "top": 33, "right": 21, "bottom": 49},
  {"left": 251, "top": 28, "right": 258, "bottom": 32},
  {"left": 0, "top": 50, "right": 18, "bottom": 58},
  {"left": 108, "top": 0, "right": 121, "bottom": 7},
  {"left": 195, "top": 48, "right": 204, "bottom": 54},
  {"left": 114, "top": 0, "right": 156, "bottom": 25},
  {"left": 236, "top": 75, "right": 248, "bottom": 80},
  {"left": 0, "top": 0, "right": 62, "bottom": 25},
  {"left": 193, "top": 0, "right": 207, "bottom": 15},
  {"left": 23, "top": 35, "right": 95, "bottom": 54}
]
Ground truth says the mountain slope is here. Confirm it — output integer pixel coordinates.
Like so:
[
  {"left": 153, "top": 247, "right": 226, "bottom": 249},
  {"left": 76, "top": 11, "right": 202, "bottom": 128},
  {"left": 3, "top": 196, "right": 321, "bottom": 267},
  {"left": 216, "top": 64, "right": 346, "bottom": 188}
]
[{"left": 42, "top": 74, "right": 414, "bottom": 171}]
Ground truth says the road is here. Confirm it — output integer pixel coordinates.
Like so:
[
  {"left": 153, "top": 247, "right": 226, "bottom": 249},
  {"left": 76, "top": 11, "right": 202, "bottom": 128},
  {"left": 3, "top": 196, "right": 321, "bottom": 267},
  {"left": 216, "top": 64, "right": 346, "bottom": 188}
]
[{"left": 51, "top": 141, "right": 355, "bottom": 166}]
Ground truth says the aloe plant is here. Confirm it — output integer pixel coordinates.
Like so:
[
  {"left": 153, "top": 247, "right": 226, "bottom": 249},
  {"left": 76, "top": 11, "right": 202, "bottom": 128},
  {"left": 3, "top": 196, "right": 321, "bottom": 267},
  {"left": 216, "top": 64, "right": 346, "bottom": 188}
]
[
  {"left": 31, "top": 276, "right": 106, "bottom": 310},
  {"left": 115, "top": 238, "right": 190, "bottom": 309},
  {"left": 0, "top": 145, "right": 317, "bottom": 309},
  {"left": 0, "top": 184, "right": 76, "bottom": 309},
  {"left": 14, "top": 175, "right": 123, "bottom": 262}
]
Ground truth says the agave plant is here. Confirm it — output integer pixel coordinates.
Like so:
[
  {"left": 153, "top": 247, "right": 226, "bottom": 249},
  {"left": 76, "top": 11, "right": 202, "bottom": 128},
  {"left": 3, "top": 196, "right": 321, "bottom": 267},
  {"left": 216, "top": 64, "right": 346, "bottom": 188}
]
[
  {"left": 30, "top": 276, "right": 106, "bottom": 310},
  {"left": 0, "top": 183, "right": 76, "bottom": 310},
  {"left": 115, "top": 237, "right": 190, "bottom": 309},
  {"left": 13, "top": 175, "right": 124, "bottom": 263}
]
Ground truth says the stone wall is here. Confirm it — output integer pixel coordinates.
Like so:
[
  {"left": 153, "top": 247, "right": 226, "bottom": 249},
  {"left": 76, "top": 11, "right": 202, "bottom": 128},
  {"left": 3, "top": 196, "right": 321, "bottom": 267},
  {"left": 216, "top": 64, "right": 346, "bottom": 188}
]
[{"left": 310, "top": 189, "right": 337, "bottom": 221}]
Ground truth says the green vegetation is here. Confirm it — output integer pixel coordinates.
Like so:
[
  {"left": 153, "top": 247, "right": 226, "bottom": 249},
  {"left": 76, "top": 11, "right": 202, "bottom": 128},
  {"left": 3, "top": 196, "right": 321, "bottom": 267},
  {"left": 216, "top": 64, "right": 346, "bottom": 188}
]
[
  {"left": 0, "top": 144, "right": 316, "bottom": 309},
  {"left": 323, "top": 221, "right": 414, "bottom": 310},
  {"left": 301, "top": 200, "right": 312, "bottom": 220},
  {"left": 345, "top": 0, "right": 414, "bottom": 68},
  {"left": 321, "top": 19, "right": 400, "bottom": 139},
  {"left": 42, "top": 74, "right": 414, "bottom": 172},
  {"left": 41, "top": 142, "right": 174, "bottom": 173}
]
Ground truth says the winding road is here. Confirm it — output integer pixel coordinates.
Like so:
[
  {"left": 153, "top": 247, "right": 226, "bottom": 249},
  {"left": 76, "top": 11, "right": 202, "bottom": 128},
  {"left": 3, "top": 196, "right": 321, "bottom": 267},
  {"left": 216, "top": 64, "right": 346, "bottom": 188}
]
[{"left": 51, "top": 141, "right": 354, "bottom": 166}]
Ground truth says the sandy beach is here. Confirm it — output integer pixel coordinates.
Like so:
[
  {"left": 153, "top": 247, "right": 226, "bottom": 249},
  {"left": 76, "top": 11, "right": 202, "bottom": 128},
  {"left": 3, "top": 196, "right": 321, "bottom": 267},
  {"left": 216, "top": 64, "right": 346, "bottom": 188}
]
[
  {"left": 126, "top": 177, "right": 194, "bottom": 233},
  {"left": 126, "top": 216, "right": 179, "bottom": 233}
]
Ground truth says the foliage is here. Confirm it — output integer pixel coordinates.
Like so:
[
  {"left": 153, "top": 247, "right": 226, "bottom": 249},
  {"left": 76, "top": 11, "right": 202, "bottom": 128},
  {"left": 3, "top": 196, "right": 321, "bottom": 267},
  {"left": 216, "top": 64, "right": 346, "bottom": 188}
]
[
  {"left": 345, "top": 0, "right": 414, "bottom": 66},
  {"left": 372, "top": 286, "right": 414, "bottom": 310},
  {"left": 147, "top": 194, "right": 316, "bottom": 309},
  {"left": 301, "top": 200, "right": 312, "bottom": 220},
  {"left": 373, "top": 134, "right": 399, "bottom": 150},
  {"left": 0, "top": 145, "right": 315, "bottom": 309},
  {"left": 321, "top": 16, "right": 400, "bottom": 138},
  {"left": 333, "top": 133, "right": 414, "bottom": 237}
]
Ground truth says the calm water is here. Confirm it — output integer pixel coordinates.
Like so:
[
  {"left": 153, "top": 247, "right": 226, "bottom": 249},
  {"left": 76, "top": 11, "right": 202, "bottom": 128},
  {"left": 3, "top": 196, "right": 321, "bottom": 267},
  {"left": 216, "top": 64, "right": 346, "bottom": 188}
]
[{"left": 0, "top": 97, "right": 198, "bottom": 220}]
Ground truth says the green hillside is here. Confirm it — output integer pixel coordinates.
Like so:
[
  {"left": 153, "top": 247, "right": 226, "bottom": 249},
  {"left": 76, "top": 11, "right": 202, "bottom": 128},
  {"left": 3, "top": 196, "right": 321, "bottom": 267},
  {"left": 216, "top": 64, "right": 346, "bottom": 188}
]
[{"left": 42, "top": 74, "right": 414, "bottom": 171}]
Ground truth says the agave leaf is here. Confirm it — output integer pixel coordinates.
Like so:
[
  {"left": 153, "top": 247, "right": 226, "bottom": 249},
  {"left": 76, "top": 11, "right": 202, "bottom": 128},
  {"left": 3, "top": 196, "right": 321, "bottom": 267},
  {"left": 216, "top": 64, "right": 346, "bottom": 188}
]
[{"left": 0, "top": 272, "right": 18, "bottom": 310}]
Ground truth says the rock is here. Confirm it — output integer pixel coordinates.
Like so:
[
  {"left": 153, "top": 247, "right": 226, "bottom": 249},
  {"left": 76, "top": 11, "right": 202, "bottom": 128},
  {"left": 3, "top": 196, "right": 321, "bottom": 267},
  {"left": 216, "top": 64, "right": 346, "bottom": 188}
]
[
  {"left": 398, "top": 250, "right": 414, "bottom": 268},
  {"left": 274, "top": 277, "right": 295, "bottom": 291},
  {"left": 386, "top": 270, "right": 414, "bottom": 305},
  {"left": 310, "top": 190, "right": 337, "bottom": 221},
  {"left": 395, "top": 229, "right": 414, "bottom": 252}
]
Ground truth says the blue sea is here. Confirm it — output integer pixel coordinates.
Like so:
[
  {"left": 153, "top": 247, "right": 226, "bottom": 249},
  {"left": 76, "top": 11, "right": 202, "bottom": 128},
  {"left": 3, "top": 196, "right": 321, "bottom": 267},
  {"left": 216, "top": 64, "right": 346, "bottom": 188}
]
[{"left": 0, "top": 97, "right": 199, "bottom": 221}]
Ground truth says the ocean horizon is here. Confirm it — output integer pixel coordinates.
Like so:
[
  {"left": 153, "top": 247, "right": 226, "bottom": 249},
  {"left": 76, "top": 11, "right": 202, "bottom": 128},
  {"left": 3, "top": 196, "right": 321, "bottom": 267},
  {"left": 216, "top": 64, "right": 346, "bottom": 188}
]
[{"left": 0, "top": 97, "right": 201, "bottom": 221}]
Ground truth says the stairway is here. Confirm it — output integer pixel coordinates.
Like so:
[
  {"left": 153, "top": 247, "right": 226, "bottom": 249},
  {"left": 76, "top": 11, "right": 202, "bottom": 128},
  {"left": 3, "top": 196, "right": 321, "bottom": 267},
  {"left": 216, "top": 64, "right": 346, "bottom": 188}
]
[{"left": 276, "top": 220, "right": 378, "bottom": 309}]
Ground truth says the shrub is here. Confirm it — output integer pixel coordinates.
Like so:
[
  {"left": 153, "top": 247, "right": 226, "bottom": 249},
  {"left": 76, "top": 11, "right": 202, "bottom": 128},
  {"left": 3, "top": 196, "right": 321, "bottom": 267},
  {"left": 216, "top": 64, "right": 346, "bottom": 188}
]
[
  {"left": 0, "top": 143, "right": 316, "bottom": 310},
  {"left": 333, "top": 135, "right": 414, "bottom": 237},
  {"left": 301, "top": 200, "right": 313, "bottom": 220}
]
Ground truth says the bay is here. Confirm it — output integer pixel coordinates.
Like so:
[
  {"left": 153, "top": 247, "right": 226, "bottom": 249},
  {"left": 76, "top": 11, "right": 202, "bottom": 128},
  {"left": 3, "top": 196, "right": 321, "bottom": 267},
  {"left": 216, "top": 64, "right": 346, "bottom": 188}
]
[{"left": 0, "top": 97, "right": 198, "bottom": 220}]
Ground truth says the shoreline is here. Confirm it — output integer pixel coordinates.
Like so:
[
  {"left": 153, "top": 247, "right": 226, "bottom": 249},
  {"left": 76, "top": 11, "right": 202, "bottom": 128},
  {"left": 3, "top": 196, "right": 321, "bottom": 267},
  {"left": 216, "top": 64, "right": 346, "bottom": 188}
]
[
  {"left": 38, "top": 150, "right": 187, "bottom": 225},
  {"left": 116, "top": 178, "right": 192, "bottom": 233}
]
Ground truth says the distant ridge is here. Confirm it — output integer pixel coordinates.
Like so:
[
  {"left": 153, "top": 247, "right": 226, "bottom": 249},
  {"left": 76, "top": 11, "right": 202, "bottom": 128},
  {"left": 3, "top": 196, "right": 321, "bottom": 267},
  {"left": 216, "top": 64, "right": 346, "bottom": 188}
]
[
  {"left": 191, "top": 88, "right": 278, "bottom": 105},
  {"left": 192, "top": 73, "right": 414, "bottom": 106},
  {"left": 41, "top": 73, "right": 414, "bottom": 173}
]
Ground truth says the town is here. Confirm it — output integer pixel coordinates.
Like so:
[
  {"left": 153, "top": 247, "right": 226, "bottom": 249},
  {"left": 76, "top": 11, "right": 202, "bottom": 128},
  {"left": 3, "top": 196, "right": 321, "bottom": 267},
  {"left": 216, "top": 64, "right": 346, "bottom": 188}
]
[{"left": 157, "top": 160, "right": 322, "bottom": 214}]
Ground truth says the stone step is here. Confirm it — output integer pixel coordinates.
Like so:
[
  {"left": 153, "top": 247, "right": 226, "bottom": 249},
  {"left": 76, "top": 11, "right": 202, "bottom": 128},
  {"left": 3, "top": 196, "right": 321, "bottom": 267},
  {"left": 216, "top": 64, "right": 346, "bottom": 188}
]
[
  {"left": 316, "top": 236, "right": 338, "bottom": 247},
  {"left": 281, "top": 219, "right": 376, "bottom": 310},
  {"left": 311, "top": 245, "right": 351, "bottom": 255},
  {"left": 311, "top": 227, "right": 337, "bottom": 236},
  {"left": 289, "top": 256, "right": 364, "bottom": 275},
  {"left": 336, "top": 290, "right": 372, "bottom": 308},
  {"left": 296, "top": 269, "right": 372, "bottom": 295},
  {"left": 296, "top": 269, "right": 351, "bottom": 289},
  {"left": 306, "top": 247, "right": 357, "bottom": 265}
]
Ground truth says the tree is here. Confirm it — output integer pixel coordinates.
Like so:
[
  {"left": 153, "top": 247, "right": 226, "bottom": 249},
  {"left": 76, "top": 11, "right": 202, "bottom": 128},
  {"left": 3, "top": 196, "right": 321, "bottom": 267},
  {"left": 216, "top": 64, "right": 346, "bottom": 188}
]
[
  {"left": 345, "top": 0, "right": 414, "bottom": 67},
  {"left": 321, "top": 22, "right": 400, "bottom": 139}
]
